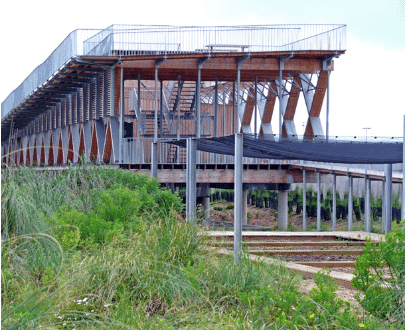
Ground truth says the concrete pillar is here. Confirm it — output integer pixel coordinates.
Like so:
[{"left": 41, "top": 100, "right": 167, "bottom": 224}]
[
  {"left": 278, "top": 190, "right": 288, "bottom": 230},
  {"left": 201, "top": 183, "right": 210, "bottom": 219},
  {"left": 242, "top": 189, "right": 248, "bottom": 225}
]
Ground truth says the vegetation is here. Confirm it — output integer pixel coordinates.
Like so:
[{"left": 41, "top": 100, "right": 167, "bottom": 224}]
[
  {"left": 352, "top": 222, "right": 405, "bottom": 325},
  {"left": 1, "top": 164, "right": 403, "bottom": 329}
]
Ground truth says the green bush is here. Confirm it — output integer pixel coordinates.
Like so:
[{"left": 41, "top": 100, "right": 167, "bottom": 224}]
[
  {"left": 236, "top": 269, "right": 360, "bottom": 328},
  {"left": 352, "top": 222, "right": 405, "bottom": 323}
]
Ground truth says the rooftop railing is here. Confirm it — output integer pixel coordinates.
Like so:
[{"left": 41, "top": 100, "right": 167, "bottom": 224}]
[
  {"left": 1, "top": 24, "right": 346, "bottom": 121},
  {"left": 84, "top": 24, "right": 346, "bottom": 56}
]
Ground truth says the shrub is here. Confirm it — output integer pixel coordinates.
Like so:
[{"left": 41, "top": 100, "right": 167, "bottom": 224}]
[{"left": 352, "top": 222, "right": 405, "bottom": 324}]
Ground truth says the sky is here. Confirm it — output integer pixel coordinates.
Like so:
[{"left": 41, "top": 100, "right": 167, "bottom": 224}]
[{"left": 1, "top": 0, "right": 404, "bottom": 138}]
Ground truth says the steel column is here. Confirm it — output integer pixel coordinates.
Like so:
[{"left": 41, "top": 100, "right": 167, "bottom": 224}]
[
  {"left": 177, "top": 76, "right": 181, "bottom": 140},
  {"left": 232, "top": 82, "right": 235, "bottom": 135},
  {"left": 151, "top": 142, "right": 158, "bottom": 179},
  {"left": 214, "top": 76, "right": 218, "bottom": 138},
  {"left": 332, "top": 173, "right": 337, "bottom": 231},
  {"left": 177, "top": 76, "right": 182, "bottom": 163},
  {"left": 196, "top": 64, "right": 202, "bottom": 139},
  {"left": 348, "top": 175, "right": 353, "bottom": 231},
  {"left": 317, "top": 170, "right": 321, "bottom": 231},
  {"left": 154, "top": 65, "right": 159, "bottom": 141},
  {"left": 326, "top": 71, "right": 330, "bottom": 140},
  {"left": 213, "top": 76, "right": 218, "bottom": 163},
  {"left": 303, "top": 168, "right": 307, "bottom": 231},
  {"left": 136, "top": 74, "right": 141, "bottom": 163},
  {"left": 279, "top": 59, "right": 283, "bottom": 138},
  {"left": 254, "top": 76, "right": 258, "bottom": 136},
  {"left": 403, "top": 115, "right": 405, "bottom": 223},
  {"left": 384, "top": 164, "right": 393, "bottom": 233},
  {"left": 118, "top": 64, "right": 124, "bottom": 163},
  {"left": 236, "top": 62, "right": 241, "bottom": 133},
  {"left": 186, "top": 138, "right": 197, "bottom": 224},
  {"left": 160, "top": 80, "right": 163, "bottom": 138},
  {"left": 223, "top": 84, "right": 226, "bottom": 137},
  {"left": 382, "top": 181, "right": 386, "bottom": 230},
  {"left": 365, "top": 177, "right": 371, "bottom": 232},
  {"left": 234, "top": 133, "right": 243, "bottom": 264},
  {"left": 223, "top": 84, "right": 226, "bottom": 163}
]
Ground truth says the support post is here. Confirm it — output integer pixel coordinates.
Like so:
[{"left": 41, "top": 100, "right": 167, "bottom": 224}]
[
  {"left": 279, "top": 59, "right": 283, "bottom": 138},
  {"left": 402, "top": 115, "right": 405, "bottom": 222},
  {"left": 302, "top": 168, "right": 307, "bottom": 231},
  {"left": 177, "top": 76, "right": 181, "bottom": 141},
  {"left": 196, "top": 63, "right": 202, "bottom": 139},
  {"left": 365, "top": 177, "right": 371, "bottom": 232},
  {"left": 214, "top": 76, "right": 218, "bottom": 138},
  {"left": 236, "top": 63, "right": 241, "bottom": 134},
  {"left": 186, "top": 139, "right": 197, "bottom": 223},
  {"left": 223, "top": 83, "right": 226, "bottom": 137},
  {"left": 151, "top": 142, "right": 158, "bottom": 179},
  {"left": 213, "top": 76, "right": 218, "bottom": 163},
  {"left": 223, "top": 83, "right": 226, "bottom": 163},
  {"left": 317, "top": 170, "right": 321, "bottom": 231},
  {"left": 332, "top": 173, "right": 337, "bottom": 231},
  {"left": 384, "top": 164, "right": 393, "bottom": 233},
  {"left": 136, "top": 74, "right": 141, "bottom": 163},
  {"left": 382, "top": 180, "right": 386, "bottom": 230},
  {"left": 118, "top": 63, "right": 124, "bottom": 163},
  {"left": 159, "top": 80, "right": 163, "bottom": 138},
  {"left": 232, "top": 82, "right": 235, "bottom": 135},
  {"left": 234, "top": 133, "right": 243, "bottom": 264},
  {"left": 154, "top": 65, "right": 159, "bottom": 142},
  {"left": 254, "top": 76, "right": 258, "bottom": 136},
  {"left": 278, "top": 190, "right": 288, "bottom": 230},
  {"left": 348, "top": 175, "right": 353, "bottom": 231},
  {"left": 326, "top": 70, "right": 330, "bottom": 140}
]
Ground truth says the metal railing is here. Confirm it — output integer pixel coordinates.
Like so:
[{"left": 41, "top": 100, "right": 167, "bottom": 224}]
[
  {"left": 2, "top": 24, "right": 346, "bottom": 121},
  {"left": 1, "top": 29, "right": 101, "bottom": 120},
  {"left": 84, "top": 24, "right": 346, "bottom": 56}
]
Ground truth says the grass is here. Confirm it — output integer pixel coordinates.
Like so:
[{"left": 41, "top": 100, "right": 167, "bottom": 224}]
[{"left": 1, "top": 164, "right": 401, "bottom": 329}]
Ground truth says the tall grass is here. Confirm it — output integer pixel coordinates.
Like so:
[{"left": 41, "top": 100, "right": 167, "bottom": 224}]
[{"left": 2, "top": 164, "right": 399, "bottom": 329}]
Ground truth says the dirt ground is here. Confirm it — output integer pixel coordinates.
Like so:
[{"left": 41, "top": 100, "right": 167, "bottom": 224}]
[
  {"left": 209, "top": 201, "right": 372, "bottom": 232},
  {"left": 299, "top": 278, "right": 364, "bottom": 310}
]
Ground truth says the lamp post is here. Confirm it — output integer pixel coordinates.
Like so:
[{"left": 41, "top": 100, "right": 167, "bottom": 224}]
[{"left": 363, "top": 127, "right": 371, "bottom": 142}]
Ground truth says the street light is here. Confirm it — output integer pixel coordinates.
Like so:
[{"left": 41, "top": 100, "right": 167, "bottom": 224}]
[
  {"left": 363, "top": 127, "right": 371, "bottom": 174},
  {"left": 363, "top": 127, "right": 371, "bottom": 142}
]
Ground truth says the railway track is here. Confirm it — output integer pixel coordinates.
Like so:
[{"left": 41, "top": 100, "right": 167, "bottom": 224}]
[{"left": 207, "top": 231, "right": 381, "bottom": 273}]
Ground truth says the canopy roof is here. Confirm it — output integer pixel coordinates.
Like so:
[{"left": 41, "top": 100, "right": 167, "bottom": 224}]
[{"left": 168, "top": 134, "right": 403, "bottom": 164}]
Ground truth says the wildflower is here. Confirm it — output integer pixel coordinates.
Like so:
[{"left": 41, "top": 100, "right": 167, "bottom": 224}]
[
  {"left": 310, "top": 313, "right": 315, "bottom": 319},
  {"left": 358, "top": 324, "right": 365, "bottom": 328}
]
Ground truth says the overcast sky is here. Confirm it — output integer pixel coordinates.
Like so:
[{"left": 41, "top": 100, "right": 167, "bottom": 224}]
[{"left": 1, "top": 0, "right": 404, "bottom": 137}]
